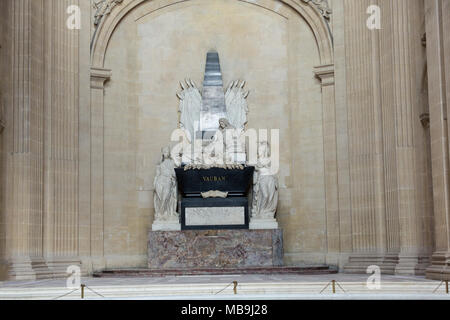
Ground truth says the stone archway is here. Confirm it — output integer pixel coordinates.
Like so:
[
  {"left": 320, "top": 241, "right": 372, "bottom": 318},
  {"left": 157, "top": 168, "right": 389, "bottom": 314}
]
[
  {"left": 88, "top": 0, "right": 338, "bottom": 267},
  {"left": 91, "top": 0, "right": 333, "bottom": 67}
]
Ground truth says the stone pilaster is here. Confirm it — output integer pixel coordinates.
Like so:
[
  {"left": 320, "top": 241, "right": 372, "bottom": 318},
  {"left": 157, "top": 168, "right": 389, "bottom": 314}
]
[
  {"left": 78, "top": 0, "right": 93, "bottom": 275},
  {"left": 0, "top": 0, "right": 7, "bottom": 281},
  {"left": 331, "top": 0, "right": 352, "bottom": 271},
  {"left": 89, "top": 67, "right": 111, "bottom": 271},
  {"left": 314, "top": 64, "right": 340, "bottom": 266},
  {"left": 425, "top": 0, "right": 450, "bottom": 281}
]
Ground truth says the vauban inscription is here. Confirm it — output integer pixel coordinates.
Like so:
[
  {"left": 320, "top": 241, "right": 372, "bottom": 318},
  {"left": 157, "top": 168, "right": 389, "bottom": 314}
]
[{"left": 202, "top": 176, "right": 226, "bottom": 182}]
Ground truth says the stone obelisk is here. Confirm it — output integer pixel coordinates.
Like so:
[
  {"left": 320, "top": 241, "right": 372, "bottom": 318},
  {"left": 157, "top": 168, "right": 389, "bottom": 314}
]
[{"left": 200, "top": 50, "right": 227, "bottom": 139}]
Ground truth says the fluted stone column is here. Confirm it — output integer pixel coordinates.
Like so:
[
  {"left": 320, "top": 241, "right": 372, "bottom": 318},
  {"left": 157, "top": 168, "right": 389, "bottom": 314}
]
[
  {"left": 425, "top": 0, "right": 450, "bottom": 281},
  {"left": 343, "top": 0, "right": 433, "bottom": 275},
  {"left": 390, "top": 0, "right": 432, "bottom": 275},
  {"left": 343, "top": 0, "right": 391, "bottom": 273},
  {"left": 43, "top": 0, "right": 81, "bottom": 277},
  {"left": 0, "top": 0, "right": 82, "bottom": 280},
  {"left": 378, "top": 0, "right": 401, "bottom": 273},
  {"left": 2, "top": 0, "right": 52, "bottom": 280}
]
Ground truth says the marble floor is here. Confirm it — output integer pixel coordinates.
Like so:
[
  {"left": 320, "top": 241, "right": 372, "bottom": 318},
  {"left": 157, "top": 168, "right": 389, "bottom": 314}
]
[{"left": 0, "top": 274, "right": 449, "bottom": 300}]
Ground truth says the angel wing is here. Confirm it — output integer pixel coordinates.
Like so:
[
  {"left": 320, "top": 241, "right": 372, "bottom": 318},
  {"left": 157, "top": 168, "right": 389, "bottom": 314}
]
[
  {"left": 225, "top": 80, "right": 249, "bottom": 130},
  {"left": 177, "top": 79, "right": 202, "bottom": 142}
]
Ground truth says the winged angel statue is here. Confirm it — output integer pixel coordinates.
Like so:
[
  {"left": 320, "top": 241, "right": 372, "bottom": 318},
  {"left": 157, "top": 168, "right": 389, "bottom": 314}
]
[
  {"left": 176, "top": 79, "right": 203, "bottom": 142},
  {"left": 177, "top": 79, "right": 250, "bottom": 142}
]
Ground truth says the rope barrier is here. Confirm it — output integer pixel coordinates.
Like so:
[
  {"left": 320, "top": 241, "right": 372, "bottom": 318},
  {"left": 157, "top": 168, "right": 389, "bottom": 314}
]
[
  {"left": 85, "top": 285, "right": 106, "bottom": 298},
  {"left": 53, "top": 288, "right": 79, "bottom": 300}
]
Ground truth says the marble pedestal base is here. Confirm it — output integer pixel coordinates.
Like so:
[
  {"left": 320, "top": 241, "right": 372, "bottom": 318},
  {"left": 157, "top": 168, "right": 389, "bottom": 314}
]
[{"left": 148, "top": 229, "right": 283, "bottom": 269}]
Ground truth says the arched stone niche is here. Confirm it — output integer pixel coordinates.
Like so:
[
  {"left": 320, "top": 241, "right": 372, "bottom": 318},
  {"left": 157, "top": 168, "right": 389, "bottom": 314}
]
[{"left": 89, "top": 0, "right": 337, "bottom": 268}]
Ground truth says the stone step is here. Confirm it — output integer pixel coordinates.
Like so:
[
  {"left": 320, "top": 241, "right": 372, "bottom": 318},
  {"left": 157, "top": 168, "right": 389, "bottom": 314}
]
[{"left": 93, "top": 266, "right": 338, "bottom": 278}]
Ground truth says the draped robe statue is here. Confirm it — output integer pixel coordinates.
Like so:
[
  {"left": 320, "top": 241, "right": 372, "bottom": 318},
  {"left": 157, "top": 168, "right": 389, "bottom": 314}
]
[
  {"left": 252, "top": 142, "right": 279, "bottom": 219},
  {"left": 154, "top": 147, "right": 178, "bottom": 221}
]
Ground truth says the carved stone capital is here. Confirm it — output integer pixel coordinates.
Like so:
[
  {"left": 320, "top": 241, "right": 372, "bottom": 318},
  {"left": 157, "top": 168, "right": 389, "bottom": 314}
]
[
  {"left": 90, "top": 67, "right": 112, "bottom": 89},
  {"left": 314, "top": 64, "right": 335, "bottom": 87}
]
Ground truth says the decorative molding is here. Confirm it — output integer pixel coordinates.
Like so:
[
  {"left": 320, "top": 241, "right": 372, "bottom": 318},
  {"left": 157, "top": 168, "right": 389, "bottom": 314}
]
[
  {"left": 93, "top": 0, "right": 124, "bottom": 26},
  {"left": 91, "top": 0, "right": 124, "bottom": 49},
  {"left": 300, "top": 0, "right": 333, "bottom": 45},
  {"left": 301, "top": 0, "right": 332, "bottom": 21},
  {"left": 314, "top": 64, "right": 335, "bottom": 87},
  {"left": 201, "top": 191, "right": 229, "bottom": 199},
  {"left": 90, "top": 67, "right": 112, "bottom": 89}
]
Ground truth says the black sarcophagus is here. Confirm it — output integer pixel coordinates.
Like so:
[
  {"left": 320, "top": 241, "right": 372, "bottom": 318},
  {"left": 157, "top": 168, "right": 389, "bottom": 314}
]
[
  {"left": 175, "top": 166, "right": 254, "bottom": 230},
  {"left": 175, "top": 167, "right": 254, "bottom": 196}
]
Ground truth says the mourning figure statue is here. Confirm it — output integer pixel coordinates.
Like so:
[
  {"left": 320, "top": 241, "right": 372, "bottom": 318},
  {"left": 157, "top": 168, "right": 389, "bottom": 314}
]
[
  {"left": 252, "top": 141, "right": 279, "bottom": 219},
  {"left": 154, "top": 146, "right": 178, "bottom": 221}
]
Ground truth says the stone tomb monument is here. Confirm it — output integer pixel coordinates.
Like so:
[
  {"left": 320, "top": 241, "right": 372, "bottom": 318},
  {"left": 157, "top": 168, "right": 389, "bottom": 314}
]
[{"left": 148, "top": 51, "right": 282, "bottom": 269}]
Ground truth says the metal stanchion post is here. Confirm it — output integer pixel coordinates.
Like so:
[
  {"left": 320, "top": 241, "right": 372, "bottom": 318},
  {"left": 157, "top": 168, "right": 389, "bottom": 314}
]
[
  {"left": 446, "top": 280, "right": 449, "bottom": 294},
  {"left": 81, "top": 284, "right": 86, "bottom": 299},
  {"left": 233, "top": 281, "right": 238, "bottom": 295},
  {"left": 320, "top": 280, "right": 346, "bottom": 294}
]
